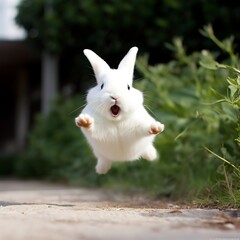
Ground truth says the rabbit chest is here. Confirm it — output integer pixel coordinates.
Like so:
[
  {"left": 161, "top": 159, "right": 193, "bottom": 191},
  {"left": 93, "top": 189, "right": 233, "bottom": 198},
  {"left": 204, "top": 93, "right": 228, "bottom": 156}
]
[{"left": 82, "top": 117, "right": 154, "bottom": 162}]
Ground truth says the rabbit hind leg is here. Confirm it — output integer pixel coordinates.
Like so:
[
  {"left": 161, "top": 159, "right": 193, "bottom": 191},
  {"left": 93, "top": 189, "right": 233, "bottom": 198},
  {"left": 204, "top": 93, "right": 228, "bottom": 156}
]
[
  {"left": 141, "top": 144, "right": 158, "bottom": 161},
  {"left": 96, "top": 158, "right": 112, "bottom": 174}
]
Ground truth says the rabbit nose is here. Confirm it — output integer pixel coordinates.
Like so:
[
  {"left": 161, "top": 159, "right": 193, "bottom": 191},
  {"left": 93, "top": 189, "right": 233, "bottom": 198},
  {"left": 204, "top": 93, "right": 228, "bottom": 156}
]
[{"left": 111, "top": 96, "right": 118, "bottom": 100}]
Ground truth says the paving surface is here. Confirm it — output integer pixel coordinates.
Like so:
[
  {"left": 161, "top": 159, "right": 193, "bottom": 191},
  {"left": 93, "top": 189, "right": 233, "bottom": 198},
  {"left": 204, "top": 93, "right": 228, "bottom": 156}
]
[{"left": 0, "top": 180, "right": 239, "bottom": 240}]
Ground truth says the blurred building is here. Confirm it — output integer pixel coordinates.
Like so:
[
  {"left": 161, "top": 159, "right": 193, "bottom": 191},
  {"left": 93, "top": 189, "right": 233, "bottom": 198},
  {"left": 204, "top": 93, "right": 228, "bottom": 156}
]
[{"left": 0, "top": 0, "right": 41, "bottom": 154}]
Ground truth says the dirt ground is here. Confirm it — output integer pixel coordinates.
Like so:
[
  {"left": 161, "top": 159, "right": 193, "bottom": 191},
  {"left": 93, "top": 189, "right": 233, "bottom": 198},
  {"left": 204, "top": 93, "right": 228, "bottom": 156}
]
[{"left": 0, "top": 180, "right": 239, "bottom": 240}]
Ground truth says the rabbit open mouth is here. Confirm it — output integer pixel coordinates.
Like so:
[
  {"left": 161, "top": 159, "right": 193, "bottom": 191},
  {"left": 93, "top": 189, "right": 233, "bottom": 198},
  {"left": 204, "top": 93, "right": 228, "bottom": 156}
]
[{"left": 110, "top": 105, "right": 120, "bottom": 117}]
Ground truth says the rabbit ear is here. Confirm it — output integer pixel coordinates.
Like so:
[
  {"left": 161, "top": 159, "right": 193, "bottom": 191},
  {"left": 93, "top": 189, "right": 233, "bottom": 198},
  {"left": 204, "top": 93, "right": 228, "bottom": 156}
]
[
  {"left": 118, "top": 47, "right": 138, "bottom": 76},
  {"left": 83, "top": 49, "right": 110, "bottom": 81}
]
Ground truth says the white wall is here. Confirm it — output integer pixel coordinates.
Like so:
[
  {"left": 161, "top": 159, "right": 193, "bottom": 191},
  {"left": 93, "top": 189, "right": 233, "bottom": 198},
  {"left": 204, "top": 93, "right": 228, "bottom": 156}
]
[{"left": 0, "top": 0, "right": 26, "bottom": 39}]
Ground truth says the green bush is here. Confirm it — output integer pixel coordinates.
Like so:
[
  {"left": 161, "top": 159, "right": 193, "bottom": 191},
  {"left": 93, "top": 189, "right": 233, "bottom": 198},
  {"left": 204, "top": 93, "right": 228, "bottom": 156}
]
[
  {"left": 16, "top": 0, "right": 240, "bottom": 62},
  {"left": 18, "top": 28, "right": 240, "bottom": 206},
  {"left": 135, "top": 26, "right": 239, "bottom": 204},
  {"left": 0, "top": 155, "right": 17, "bottom": 176},
  {"left": 16, "top": 96, "right": 99, "bottom": 185}
]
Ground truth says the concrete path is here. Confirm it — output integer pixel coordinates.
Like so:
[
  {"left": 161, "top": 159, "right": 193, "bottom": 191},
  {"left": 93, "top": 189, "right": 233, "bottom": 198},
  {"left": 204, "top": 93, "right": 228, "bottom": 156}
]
[{"left": 0, "top": 180, "right": 239, "bottom": 240}]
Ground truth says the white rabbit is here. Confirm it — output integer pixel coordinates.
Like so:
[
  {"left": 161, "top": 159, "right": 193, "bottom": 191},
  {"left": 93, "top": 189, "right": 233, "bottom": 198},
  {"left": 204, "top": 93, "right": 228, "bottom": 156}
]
[{"left": 75, "top": 47, "right": 164, "bottom": 174}]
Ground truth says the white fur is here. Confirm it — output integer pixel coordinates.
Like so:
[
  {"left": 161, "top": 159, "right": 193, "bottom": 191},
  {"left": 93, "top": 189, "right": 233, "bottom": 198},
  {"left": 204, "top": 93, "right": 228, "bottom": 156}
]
[{"left": 75, "top": 47, "right": 164, "bottom": 174}]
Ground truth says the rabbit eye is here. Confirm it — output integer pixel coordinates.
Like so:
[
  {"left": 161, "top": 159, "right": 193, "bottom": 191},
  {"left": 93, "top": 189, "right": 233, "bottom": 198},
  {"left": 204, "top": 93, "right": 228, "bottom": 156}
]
[
  {"left": 101, "top": 83, "right": 104, "bottom": 90},
  {"left": 127, "top": 85, "right": 130, "bottom": 90}
]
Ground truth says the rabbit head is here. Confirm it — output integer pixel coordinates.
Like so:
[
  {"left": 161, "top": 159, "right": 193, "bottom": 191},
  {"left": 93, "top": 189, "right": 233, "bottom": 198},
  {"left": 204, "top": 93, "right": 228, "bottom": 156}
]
[{"left": 84, "top": 47, "right": 143, "bottom": 121}]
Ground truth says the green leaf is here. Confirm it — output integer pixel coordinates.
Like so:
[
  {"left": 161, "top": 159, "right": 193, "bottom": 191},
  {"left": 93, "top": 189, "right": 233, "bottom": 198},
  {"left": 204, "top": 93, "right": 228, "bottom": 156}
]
[
  {"left": 216, "top": 63, "right": 240, "bottom": 75},
  {"left": 204, "top": 147, "right": 240, "bottom": 174},
  {"left": 227, "top": 77, "right": 237, "bottom": 86},
  {"left": 237, "top": 77, "right": 240, "bottom": 85},
  {"left": 199, "top": 60, "right": 217, "bottom": 70},
  {"left": 228, "top": 85, "right": 238, "bottom": 97},
  {"left": 210, "top": 88, "right": 225, "bottom": 100}
]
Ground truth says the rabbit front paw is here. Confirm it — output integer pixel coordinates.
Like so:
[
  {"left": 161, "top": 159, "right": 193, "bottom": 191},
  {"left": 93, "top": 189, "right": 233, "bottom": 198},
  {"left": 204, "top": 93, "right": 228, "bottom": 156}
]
[
  {"left": 149, "top": 121, "right": 164, "bottom": 135},
  {"left": 75, "top": 114, "right": 94, "bottom": 129}
]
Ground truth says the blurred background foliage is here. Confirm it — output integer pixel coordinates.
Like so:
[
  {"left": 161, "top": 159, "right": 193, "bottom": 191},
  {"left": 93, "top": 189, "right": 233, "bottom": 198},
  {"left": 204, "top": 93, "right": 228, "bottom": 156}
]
[
  {"left": 16, "top": 0, "right": 240, "bottom": 63},
  {"left": 15, "top": 25, "right": 240, "bottom": 206},
  {"left": 10, "top": 0, "right": 240, "bottom": 206}
]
